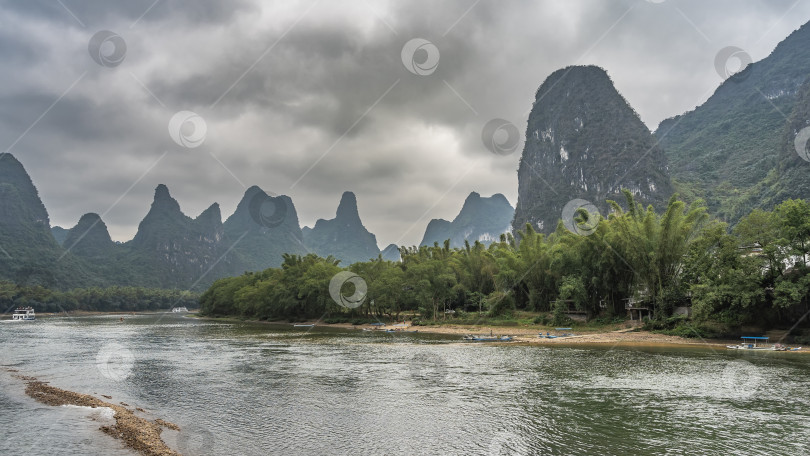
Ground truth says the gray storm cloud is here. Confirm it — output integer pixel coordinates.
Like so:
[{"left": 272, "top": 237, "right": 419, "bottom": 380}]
[{"left": 1, "top": 0, "right": 808, "bottom": 246}]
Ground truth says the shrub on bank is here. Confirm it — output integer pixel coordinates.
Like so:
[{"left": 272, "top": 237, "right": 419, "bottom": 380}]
[{"left": 645, "top": 315, "right": 735, "bottom": 339}]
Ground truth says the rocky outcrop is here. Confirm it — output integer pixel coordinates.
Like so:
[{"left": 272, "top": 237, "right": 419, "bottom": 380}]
[{"left": 513, "top": 65, "right": 673, "bottom": 234}]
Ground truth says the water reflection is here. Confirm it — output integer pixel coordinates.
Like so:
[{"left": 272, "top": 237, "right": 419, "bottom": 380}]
[{"left": 0, "top": 314, "right": 808, "bottom": 455}]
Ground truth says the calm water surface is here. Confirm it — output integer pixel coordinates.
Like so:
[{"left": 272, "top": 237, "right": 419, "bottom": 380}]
[{"left": 1, "top": 313, "right": 809, "bottom": 455}]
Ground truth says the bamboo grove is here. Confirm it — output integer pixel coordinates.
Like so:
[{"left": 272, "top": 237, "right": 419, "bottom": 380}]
[{"left": 200, "top": 191, "right": 810, "bottom": 332}]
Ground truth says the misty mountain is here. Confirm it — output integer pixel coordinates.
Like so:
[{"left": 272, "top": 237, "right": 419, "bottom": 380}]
[
  {"left": 50, "top": 226, "right": 68, "bottom": 246},
  {"left": 0, "top": 154, "right": 96, "bottom": 288},
  {"left": 124, "top": 185, "right": 237, "bottom": 289},
  {"left": 302, "top": 191, "right": 380, "bottom": 265},
  {"left": 420, "top": 192, "right": 514, "bottom": 247},
  {"left": 223, "top": 186, "right": 308, "bottom": 271},
  {"left": 381, "top": 243, "right": 401, "bottom": 262},
  {"left": 0, "top": 155, "right": 393, "bottom": 289},
  {"left": 63, "top": 213, "right": 116, "bottom": 259}
]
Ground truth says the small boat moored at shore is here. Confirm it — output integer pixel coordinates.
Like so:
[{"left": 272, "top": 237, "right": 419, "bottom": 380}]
[
  {"left": 463, "top": 334, "right": 513, "bottom": 342},
  {"left": 539, "top": 328, "right": 575, "bottom": 338},
  {"left": 727, "top": 336, "right": 770, "bottom": 350},
  {"left": 772, "top": 343, "right": 802, "bottom": 351},
  {"left": 171, "top": 306, "right": 189, "bottom": 313},
  {"left": 12, "top": 307, "right": 36, "bottom": 321},
  {"left": 555, "top": 327, "right": 574, "bottom": 337},
  {"left": 726, "top": 336, "right": 788, "bottom": 350},
  {"left": 293, "top": 324, "right": 315, "bottom": 328}
]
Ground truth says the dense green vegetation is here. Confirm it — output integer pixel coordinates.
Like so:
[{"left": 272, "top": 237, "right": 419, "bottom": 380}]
[
  {"left": 656, "top": 21, "right": 810, "bottom": 224},
  {"left": 0, "top": 282, "right": 198, "bottom": 313},
  {"left": 201, "top": 191, "right": 810, "bottom": 335}
]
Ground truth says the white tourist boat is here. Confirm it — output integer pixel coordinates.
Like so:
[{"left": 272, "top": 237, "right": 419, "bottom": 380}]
[
  {"left": 171, "top": 306, "right": 189, "bottom": 313},
  {"left": 12, "top": 307, "right": 36, "bottom": 321}
]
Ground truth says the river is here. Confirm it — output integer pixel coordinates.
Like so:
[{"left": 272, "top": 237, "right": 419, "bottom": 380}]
[{"left": 1, "top": 313, "right": 808, "bottom": 455}]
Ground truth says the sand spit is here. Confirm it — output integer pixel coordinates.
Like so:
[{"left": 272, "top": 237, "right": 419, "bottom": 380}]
[{"left": 11, "top": 371, "right": 181, "bottom": 456}]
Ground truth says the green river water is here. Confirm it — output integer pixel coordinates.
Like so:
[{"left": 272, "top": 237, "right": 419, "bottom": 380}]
[{"left": 1, "top": 313, "right": 808, "bottom": 455}]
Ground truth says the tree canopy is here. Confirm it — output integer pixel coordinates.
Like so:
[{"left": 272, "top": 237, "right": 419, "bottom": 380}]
[{"left": 199, "top": 194, "right": 810, "bottom": 333}]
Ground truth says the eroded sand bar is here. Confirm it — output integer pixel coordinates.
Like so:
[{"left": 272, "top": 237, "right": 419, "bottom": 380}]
[{"left": 12, "top": 371, "right": 181, "bottom": 456}]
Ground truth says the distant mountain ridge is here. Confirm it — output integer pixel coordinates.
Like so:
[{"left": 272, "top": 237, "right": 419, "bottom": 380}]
[
  {"left": 50, "top": 226, "right": 68, "bottom": 245},
  {"left": 63, "top": 213, "right": 115, "bottom": 258},
  {"left": 0, "top": 154, "right": 311, "bottom": 289},
  {"left": 380, "top": 243, "right": 401, "bottom": 262},
  {"left": 1, "top": 154, "right": 464, "bottom": 289},
  {"left": 223, "top": 186, "right": 308, "bottom": 272},
  {"left": 302, "top": 191, "right": 381, "bottom": 265},
  {"left": 0, "top": 154, "right": 96, "bottom": 287},
  {"left": 127, "top": 185, "right": 236, "bottom": 288},
  {"left": 420, "top": 192, "right": 514, "bottom": 247}
]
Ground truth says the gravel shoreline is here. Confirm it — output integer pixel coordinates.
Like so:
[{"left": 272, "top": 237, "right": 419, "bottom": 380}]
[{"left": 8, "top": 370, "right": 181, "bottom": 456}]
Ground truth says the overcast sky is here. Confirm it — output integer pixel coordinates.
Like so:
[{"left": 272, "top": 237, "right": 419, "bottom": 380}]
[{"left": 2, "top": 0, "right": 810, "bottom": 247}]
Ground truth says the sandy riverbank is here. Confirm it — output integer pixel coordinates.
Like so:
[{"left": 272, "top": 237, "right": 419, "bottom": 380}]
[
  {"left": 283, "top": 319, "right": 807, "bottom": 352},
  {"left": 26, "top": 311, "right": 804, "bottom": 352},
  {"left": 6, "top": 369, "right": 180, "bottom": 456}
]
